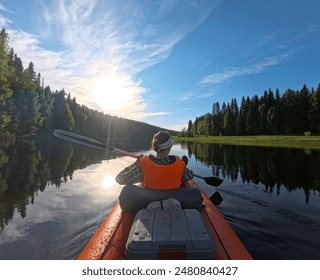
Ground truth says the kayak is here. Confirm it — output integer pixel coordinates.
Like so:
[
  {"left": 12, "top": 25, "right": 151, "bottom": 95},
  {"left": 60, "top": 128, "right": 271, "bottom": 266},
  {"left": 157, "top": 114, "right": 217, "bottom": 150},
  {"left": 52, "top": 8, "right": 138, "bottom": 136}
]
[
  {"left": 77, "top": 180, "right": 253, "bottom": 260},
  {"left": 52, "top": 130, "right": 252, "bottom": 260}
]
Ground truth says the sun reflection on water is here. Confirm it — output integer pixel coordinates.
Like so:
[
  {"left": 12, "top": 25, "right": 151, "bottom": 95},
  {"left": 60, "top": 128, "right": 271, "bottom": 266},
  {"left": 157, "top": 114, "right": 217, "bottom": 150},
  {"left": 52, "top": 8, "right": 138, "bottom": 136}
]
[{"left": 102, "top": 175, "right": 116, "bottom": 189}]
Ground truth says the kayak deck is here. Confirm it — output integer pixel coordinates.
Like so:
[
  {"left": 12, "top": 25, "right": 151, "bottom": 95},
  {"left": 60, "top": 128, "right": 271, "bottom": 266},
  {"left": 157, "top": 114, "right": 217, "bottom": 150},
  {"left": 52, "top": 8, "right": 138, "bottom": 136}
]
[{"left": 78, "top": 181, "right": 252, "bottom": 260}]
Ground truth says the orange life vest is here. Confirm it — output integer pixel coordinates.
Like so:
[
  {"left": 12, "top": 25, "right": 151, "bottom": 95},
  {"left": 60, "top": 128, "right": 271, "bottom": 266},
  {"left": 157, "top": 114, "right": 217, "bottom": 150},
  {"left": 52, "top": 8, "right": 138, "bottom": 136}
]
[{"left": 139, "top": 155, "right": 185, "bottom": 190}]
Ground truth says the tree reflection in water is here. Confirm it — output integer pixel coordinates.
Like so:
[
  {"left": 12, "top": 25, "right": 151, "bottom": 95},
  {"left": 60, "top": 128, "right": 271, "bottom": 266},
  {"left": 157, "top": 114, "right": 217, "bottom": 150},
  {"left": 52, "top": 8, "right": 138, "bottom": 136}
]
[
  {"left": 0, "top": 139, "right": 113, "bottom": 231},
  {"left": 1, "top": 139, "right": 320, "bottom": 259},
  {"left": 182, "top": 142, "right": 320, "bottom": 204}
]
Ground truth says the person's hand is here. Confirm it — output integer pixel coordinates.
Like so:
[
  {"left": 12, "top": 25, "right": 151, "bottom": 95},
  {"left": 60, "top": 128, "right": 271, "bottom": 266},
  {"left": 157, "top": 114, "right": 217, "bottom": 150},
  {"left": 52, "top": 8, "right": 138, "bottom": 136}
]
[
  {"left": 187, "top": 168, "right": 194, "bottom": 179},
  {"left": 136, "top": 154, "right": 144, "bottom": 162}
]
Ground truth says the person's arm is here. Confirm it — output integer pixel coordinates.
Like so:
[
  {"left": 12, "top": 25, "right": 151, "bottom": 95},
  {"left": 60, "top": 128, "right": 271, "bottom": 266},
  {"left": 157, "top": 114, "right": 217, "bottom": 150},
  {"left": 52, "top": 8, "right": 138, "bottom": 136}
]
[
  {"left": 182, "top": 167, "right": 194, "bottom": 183},
  {"left": 115, "top": 160, "right": 143, "bottom": 185}
]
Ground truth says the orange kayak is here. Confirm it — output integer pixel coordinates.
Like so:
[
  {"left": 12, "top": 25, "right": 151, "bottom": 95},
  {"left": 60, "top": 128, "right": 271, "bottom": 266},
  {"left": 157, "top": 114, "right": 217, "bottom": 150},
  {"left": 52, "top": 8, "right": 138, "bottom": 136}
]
[{"left": 78, "top": 180, "right": 252, "bottom": 260}]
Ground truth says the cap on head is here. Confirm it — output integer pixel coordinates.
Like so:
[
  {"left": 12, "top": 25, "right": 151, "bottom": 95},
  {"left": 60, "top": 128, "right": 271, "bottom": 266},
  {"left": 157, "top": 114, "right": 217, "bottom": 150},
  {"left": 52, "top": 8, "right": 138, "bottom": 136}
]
[{"left": 152, "top": 131, "right": 176, "bottom": 152}]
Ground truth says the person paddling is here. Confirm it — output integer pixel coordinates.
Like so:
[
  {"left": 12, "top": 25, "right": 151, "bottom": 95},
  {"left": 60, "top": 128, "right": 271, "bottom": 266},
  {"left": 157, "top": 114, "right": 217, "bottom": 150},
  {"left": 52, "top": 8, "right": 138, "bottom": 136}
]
[
  {"left": 115, "top": 131, "right": 194, "bottom": 189},
  {"left": 116, "top": 131, "right": 202, "bottom": 214}
]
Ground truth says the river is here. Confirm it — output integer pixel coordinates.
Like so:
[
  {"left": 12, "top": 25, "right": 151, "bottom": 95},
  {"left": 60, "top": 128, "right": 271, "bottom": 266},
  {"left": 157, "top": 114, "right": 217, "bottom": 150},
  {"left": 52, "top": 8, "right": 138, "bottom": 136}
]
[{"left": 0, "top": 139, "right": 319, "bottom": 259}]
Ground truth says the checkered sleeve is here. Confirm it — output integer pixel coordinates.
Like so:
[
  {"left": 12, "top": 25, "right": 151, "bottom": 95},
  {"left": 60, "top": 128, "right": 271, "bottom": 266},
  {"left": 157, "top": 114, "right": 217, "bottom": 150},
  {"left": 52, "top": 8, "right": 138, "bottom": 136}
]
[
  {"left": 182, "top": 167, "right": 194, "bottom": 182},
  {"left": 115, "top": 160, "right": 144, "bottom": 185}
]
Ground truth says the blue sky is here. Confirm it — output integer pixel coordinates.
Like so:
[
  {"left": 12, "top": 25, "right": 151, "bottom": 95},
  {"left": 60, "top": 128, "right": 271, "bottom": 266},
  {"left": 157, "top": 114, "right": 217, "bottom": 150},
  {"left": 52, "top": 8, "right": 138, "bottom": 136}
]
[{"left": 1, "top": 0, "right": 320, "bottom": 131}]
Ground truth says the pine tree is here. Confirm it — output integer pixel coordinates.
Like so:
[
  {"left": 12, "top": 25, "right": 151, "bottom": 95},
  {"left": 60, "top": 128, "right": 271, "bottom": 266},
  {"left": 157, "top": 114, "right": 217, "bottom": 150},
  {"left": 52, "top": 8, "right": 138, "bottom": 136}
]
[
  {"left": 309, "top": 84, "right": 320, "bottom": 133},
  {"left": 0, "top": 28, "right": 13, "bottom": 132},
  {"left": 52, "top": 90, "right": 75, "bottom": 131},
  {"left": 187, "top": 120, "right": 193, "bottom": 137},
  {"left": 238, "top": 96, "right": 249, "bottom": 135}
]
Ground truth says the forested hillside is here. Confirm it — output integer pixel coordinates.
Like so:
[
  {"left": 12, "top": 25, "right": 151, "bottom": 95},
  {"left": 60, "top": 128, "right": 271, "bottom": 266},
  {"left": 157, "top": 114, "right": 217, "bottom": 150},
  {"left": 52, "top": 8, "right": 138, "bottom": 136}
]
[
  {"left": 186, "top": 84, "right": 320, "bottom": 137},
  {"left": 0, "top": 28, "right": 172, "bottom": 147}
]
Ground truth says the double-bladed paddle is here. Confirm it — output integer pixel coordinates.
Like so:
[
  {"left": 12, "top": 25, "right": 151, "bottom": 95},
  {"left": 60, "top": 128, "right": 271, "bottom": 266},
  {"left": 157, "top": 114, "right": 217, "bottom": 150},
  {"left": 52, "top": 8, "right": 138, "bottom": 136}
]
[
  {"left": 181, "top": 156, "right": 223, "bottom": 205},
  {"left": 193, "top": 174, "right": 223, "bottom": 188},
  {"left": 53, "top": 129, "right": 223, "bottom": 188}
]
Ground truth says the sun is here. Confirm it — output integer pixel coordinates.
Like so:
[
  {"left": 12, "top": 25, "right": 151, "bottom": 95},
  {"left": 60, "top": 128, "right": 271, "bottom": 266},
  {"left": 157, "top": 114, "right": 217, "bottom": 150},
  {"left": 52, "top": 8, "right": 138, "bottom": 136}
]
[
  {"left": 102, "top": 175, "right": 115, "bottom": 189},
  {"left": 92, "top": 75, "right": 132, "bottom": 112}
]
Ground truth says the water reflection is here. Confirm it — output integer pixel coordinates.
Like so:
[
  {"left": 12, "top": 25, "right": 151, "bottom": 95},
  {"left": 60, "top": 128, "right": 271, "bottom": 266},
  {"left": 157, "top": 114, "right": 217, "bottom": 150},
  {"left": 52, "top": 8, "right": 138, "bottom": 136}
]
[
  {"left": 0, "top": 139, "right": 116, "bottom": 232},
  {"left": 1, "top": 140, "right": 320, "bottom": 230},
  {"left": 0, "top": 137, "right": 139, "bottom": 259},
  {"left": 178, "top": 142, "right": 320, "bottom": 259},
  {"left": 181, "top": 142, "right": 320, "bottom": 204},
  {"left": 1, "top": 138, "right": 320, "bottom": 259}
]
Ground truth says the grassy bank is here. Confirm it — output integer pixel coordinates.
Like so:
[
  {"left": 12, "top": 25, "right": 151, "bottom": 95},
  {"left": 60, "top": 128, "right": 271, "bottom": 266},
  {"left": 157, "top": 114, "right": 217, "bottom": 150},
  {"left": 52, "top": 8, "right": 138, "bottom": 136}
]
[{"left": 173, "top": 135, "right": 320, "bottom": 150}]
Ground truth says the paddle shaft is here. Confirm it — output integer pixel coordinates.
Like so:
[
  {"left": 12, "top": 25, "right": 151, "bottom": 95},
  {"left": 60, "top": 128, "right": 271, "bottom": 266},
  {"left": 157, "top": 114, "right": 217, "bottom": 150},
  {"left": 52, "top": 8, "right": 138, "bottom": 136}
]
[
  {"left": 193, "top": 174, "right": 206, "bottom": 180},
  {"left": 53, "top": 129, "right": 223, "bottom": 187}
]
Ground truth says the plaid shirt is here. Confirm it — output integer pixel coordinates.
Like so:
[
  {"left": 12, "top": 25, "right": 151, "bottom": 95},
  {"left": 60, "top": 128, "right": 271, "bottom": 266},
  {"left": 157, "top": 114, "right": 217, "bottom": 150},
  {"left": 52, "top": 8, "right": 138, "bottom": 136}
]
[{"left": 115, "top": 155, "right": 193, "bottom": 185}]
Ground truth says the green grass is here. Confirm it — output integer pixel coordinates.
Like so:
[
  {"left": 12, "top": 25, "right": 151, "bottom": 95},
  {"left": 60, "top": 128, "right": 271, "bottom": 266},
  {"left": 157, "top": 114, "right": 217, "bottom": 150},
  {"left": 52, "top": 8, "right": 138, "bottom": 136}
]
[{"left": 173, "top": 135, "right": 320, "bottom": 150}]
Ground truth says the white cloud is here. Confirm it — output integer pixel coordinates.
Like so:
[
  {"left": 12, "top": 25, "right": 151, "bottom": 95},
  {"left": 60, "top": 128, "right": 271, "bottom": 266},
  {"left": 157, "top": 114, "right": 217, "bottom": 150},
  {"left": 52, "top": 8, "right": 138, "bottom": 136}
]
[
  {"left": 0, "top": 15, "right": 8, "bottom": 26},
  {"left": 3, "top": 0, "right": 219, "bottom": 122},
  {"left": 200, "top": 53, "right": 291, "bottom": 86},
  {"left": 0, "top": 3, "right": 12, "bottom": 26},
  {"left": 176, "top": 89, "right": 216, "bottom": 105},
  {"left": 8, "top": 29, "right": 72, "bottom": 89},
  {"left": 169, "top": 52, "right": 290, "bottom": 105},
  {"left": 0, "top": 3, "right": 12, "bottom": 13}
]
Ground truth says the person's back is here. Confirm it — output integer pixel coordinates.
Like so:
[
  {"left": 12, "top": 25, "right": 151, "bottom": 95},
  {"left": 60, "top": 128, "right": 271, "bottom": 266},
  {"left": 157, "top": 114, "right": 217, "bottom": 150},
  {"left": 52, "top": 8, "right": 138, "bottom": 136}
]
[
  {"left": 116, "top": 131, "right": 203, "bottom": 214},
  {"left": 115, "top": 131, "right": 193, "bottom": 189}
]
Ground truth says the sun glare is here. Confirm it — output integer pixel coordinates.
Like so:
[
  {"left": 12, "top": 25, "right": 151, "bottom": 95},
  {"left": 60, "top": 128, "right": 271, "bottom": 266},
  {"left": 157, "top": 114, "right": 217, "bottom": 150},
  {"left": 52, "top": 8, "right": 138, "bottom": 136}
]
[
  {"left": 102, "top": 175, "right": 116, "bottom": 189},
  {"left": 92, "top": 76, "right": 133, "bottom": 112}
]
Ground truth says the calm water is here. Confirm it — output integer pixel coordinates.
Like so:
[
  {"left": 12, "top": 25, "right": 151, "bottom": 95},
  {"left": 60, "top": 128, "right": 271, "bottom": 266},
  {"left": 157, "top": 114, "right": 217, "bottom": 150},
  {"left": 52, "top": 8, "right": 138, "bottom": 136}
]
[{"left": 0, "top": 139, "right": 320, "bottom": 259}]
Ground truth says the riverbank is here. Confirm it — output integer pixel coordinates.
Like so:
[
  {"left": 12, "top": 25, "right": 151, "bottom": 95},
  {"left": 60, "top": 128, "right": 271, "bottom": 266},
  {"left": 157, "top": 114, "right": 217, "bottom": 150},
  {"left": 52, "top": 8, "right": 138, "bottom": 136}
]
[{"left": 173, "top": 135, "right": 320, "bottom": 150}]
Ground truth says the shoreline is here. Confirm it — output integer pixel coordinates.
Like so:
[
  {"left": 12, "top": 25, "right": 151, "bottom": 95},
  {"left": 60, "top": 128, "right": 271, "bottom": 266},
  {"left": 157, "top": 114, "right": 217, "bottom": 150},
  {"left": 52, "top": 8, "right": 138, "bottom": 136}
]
[{"left": 173, "top": 135, "right": 320, "bottom": 150}]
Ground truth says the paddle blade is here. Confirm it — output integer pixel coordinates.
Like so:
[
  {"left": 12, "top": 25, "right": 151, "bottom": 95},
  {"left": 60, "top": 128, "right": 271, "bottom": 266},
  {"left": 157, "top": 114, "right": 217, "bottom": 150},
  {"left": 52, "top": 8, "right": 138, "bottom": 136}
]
[
  {"left": 210, "top": 191, "right": 223, "bottom": 205},
  {"left": 53, "top": 129, "right": 106, "bottom": 150},
  {"left": 182, "top": 155, "right": 188, "bottom": 165},
  {"left": 203, "top": 176, "right": 223, "bottom": 187}
]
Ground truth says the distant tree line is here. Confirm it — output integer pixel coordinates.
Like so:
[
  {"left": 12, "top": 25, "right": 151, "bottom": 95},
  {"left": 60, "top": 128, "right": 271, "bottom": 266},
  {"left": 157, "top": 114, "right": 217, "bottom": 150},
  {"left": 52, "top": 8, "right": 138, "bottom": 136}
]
[
  {"left": 184, "top": 84, "right": 320, "bottom": 137},
  {"left": 0, "top": 28, "right": 172, "bottom": 148}
]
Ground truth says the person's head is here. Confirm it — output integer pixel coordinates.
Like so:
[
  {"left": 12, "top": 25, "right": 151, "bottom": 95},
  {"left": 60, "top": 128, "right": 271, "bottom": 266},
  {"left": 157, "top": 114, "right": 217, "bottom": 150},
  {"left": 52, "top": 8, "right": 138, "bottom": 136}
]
[{"left": 151, "top": 131, "right": 175, "bottom": 154}]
